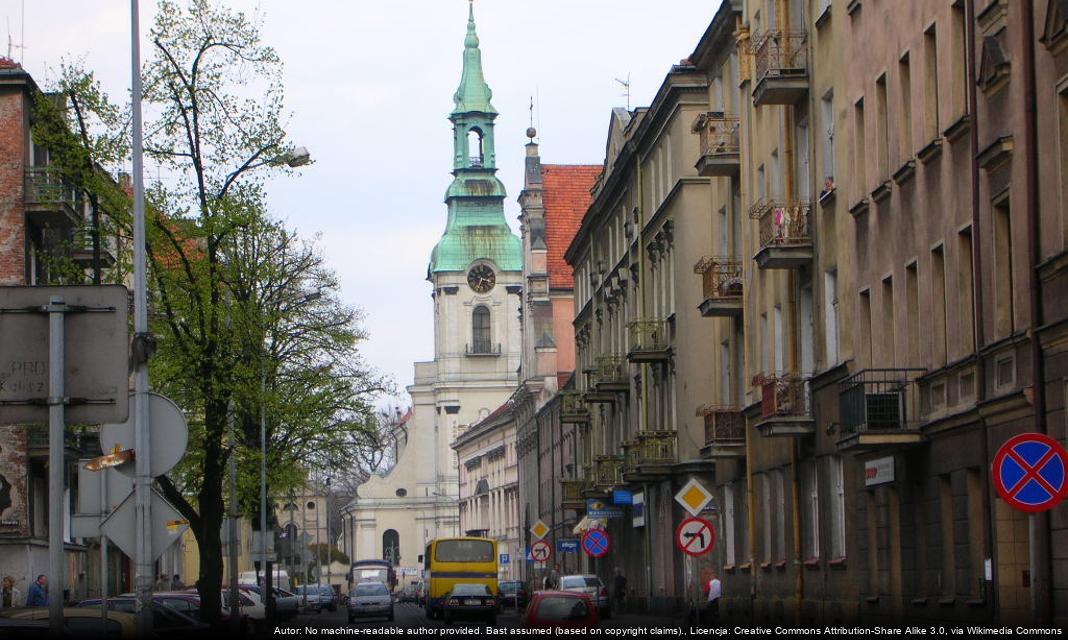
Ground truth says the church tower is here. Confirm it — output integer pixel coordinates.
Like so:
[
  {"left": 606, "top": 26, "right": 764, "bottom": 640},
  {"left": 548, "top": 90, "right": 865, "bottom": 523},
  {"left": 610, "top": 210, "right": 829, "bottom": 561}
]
[{"left": 343, "top": 2, "right": 522, "bottom": 581}]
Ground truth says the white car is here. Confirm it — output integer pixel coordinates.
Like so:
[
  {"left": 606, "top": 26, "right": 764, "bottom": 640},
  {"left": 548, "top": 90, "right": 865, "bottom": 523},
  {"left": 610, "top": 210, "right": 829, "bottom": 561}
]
[
  {"left": 559, "top": 574, "right": 611, "bottom": 619},
  {"left": 348, "top": 581, "right": 394, "bottom": 623}
]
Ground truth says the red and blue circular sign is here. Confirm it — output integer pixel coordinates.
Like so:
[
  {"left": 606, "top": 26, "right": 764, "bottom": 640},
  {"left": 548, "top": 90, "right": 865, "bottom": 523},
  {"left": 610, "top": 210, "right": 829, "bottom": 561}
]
[
  {"left": 992, "top": 433, "right": 1068, "bottom": 513},
  {"left": 581, "top": 528, "right": 610, "bottom": 558}
]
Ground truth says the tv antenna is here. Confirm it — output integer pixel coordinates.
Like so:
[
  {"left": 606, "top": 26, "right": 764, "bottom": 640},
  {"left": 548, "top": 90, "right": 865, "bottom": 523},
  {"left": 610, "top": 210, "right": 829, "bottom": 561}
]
[{"left": 615, "top": 73, "right": 631, "bottom": 110}]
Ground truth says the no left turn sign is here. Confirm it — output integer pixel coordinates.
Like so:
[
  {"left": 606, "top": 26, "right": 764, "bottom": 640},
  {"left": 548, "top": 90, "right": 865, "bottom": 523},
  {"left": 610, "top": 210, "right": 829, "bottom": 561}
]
[
  {"left": 530, "top": 539, "right": 552, "bottom": 563},
  {"left": 675, "top": 516, "right": 715, "bottom": 557}
]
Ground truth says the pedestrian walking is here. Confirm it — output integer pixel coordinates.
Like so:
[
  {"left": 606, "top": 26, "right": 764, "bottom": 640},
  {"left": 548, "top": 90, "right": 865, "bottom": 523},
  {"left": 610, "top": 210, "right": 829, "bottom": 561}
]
[
  {"left": 703, "top": 571, "right": 721, "bottom": 626},
  {"left": 172, "top": 574, "right": 185, "bottom": 590},
  {"left": 1, "top": 576, "right": 21, "bottom": 610},
  {"left": 613, "top": 567, "right": 627, "bottom": 611},
  {"left": 155, "top": 574, "right": 170, "bottom": 591},
  {"left": 25, "top": 575, "right": 47, "bottom": 607}
]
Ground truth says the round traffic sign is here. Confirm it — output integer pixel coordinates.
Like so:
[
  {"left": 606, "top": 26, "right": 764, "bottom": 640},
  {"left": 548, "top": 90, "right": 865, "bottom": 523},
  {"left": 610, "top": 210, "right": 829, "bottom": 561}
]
[
  {"left": 675, "top": 516, "right": 715, "bottom": 557},
  {"left": 992, "top": 432, "right": 1068, "bottom": 513},
  {"left": 581, "top": 528, "right": 610, "bottom": 558},
  {"left": 530, "top": 539, "right": 552, "bottom": 563},
  {"left": 100, "top": 392, "right": 189, "bottom": 478}
]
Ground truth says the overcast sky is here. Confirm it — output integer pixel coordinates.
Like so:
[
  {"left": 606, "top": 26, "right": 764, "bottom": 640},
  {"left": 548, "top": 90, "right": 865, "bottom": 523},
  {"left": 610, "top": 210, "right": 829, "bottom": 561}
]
[{"left": 3, "top": 0, "right": 716, "bottom": 405}]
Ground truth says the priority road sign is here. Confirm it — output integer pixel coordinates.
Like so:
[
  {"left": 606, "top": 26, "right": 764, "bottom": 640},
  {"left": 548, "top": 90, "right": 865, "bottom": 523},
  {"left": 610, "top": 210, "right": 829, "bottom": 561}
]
[
  {"left": 675, "top": 516, "right": 716, "bottom": 557},
  {"left": 530, "top": 540, "right": 552, "bottom": 563},
  {"left": 675, "top": 478, "right": 714, "bottom": 516},
  {"left": 581, "top": 528, "right": 610, "bottom": 558},
  {"left": 530, "top": 519, "right": 550, "bottom": 540},
  {"left": 993, "top": 432, "right": 1068, "bottom": 513}
]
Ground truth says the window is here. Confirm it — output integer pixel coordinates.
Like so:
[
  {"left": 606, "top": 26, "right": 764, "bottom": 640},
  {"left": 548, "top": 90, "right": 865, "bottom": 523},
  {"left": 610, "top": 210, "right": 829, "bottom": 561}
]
[
  {"left": 899, "top": 53, "right": 913, "bottom": 159},
  {"left": 472, "top": 305, "right": 492, "bottom": 353},
  {"left": 958, "top": 227, "right": 975, "bottom": 350},
  {"left": 758, "top": 164, "right": 767, "bottom": 201},
  {"left": 924, "top": 25, "right": 940, "bottom": 140},
  {"left": 951, "top": 4, "right": 967, "bottom": 121},
  {"left": 796, "top": 115, "right": 811, "bottom": 199},
  {"left": 774, "top": 469, "right": 786, "bottom": 561},
  {"left": 876, "top": 74, "right": 889, "bottom": 178},
  {"left": 771, "top": 148, "right": 782, "bottom": 198},
  {"left": 774, "top": 305, "right": 785, "bottom": 374},
  {"left": 882, "top": 276, "right": 895, "bottom": 366},
  {"left": 468, "top": 129, "right": 484, "bottom": 166},
  {"left": 906, "top": 262, "right": 920, "bottom": 366},
  {"left": 821, "top": 91, "right": 835, "bottom": 185},
  {"left": 800, "top": 284, "right": 814, "bottom": 375},
  {"left": 761, "top": 312, "right": 770, "bottom": 374},
  {"left": 966, "top": 469, "right": 986, "bottom": 597},
  {"left": 807, "top": 462, "right": 820, "bottom": 559},
  {"left": 994, "top": 198, "right": 1014, "bottom": 337},
  {"left": 824, "top": 270, "right": 840, "bottom": 365},
  {"left": 932, "top": 246, "right": 948, "bottom": 366},
  {"left": 721, "top": 341, "right": 732, "bottom": 405},
  {"left": 724, "top": 484, "right": 737, "bottom": 566},
  {"left": 830, "top": 456, "right": 846, "bottom": 559},
  {"left": 854, "top": 98, "right": 867, "bottom": 196},
  {"left": 859, "top": 289, "right": 873, "bottom": 367},
  {"left": 762, "top": 474, "right": 773, "bottom": 563},
  {"left": 383, "top": 529, "right": 400, "bottom": 566}
]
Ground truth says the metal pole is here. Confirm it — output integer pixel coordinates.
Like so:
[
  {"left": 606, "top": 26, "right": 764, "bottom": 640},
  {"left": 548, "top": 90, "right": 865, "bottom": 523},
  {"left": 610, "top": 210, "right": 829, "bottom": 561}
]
[
  {"left": 315, "top": 485, "right": 322, "bottom": 584},
  {"left": 228, "top": 410, "right": 241, "bottom": 634},
  {"left": 100, "top": 468, "right": 108, "bottom": 624},
  {"left": 47, "top": 296, "right": 66, "bottom": 634},
  {"left": 326, "top": 478, "right": 331, "bottom": 594},
  {"left": 259, "top": 374, "right": 268, "bottom": 616},
  {"left": 130, "top": 0, "right": 153, "bottom": 634}
]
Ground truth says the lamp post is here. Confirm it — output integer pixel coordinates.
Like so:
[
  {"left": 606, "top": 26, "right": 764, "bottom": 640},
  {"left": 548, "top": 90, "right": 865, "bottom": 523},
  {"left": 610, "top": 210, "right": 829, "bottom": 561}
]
[{"left": 325, "top": 477, "right": 332, "bottom": 597}]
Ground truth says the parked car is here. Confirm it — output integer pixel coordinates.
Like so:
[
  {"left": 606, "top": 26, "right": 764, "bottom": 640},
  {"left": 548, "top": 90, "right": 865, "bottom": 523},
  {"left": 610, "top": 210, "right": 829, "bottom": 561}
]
[
  {"left": 348, "top": 581, "right": 394, "bottom": 623},
  {"left": 559, "top": 574, "right": 610, "bottom": 618},
  {"left": 317, "top": 584, "right": 339, "bottom": 612},
  {"left": 442, "top": 583, "right": 497, "bottom": 625},
  {"left": 0, "top": 617, "right": 50, "bottom": 638},
  {"left": 293, "top": 585, "right": 323, "bottom": 613},
  {"left": 523, "top": 591, "right": 599, "bottom": 630},
  {"left": 1, "top": 607, "right": 137, "bottom": 639},
  {"left": 239, "top": 584, "right": 300, "bottom": 619},
  {"left": 72, "top": 598, "right": 208, "bottom": 637},
  {"left": 498, "top": 580, "right": 529, "bottom": 610}
]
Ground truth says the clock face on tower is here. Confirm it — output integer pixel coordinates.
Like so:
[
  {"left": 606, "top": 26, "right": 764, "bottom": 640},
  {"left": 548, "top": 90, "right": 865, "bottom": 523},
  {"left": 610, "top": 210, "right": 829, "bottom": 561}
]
[{"left": 467, "top": 264, "right": 496, "bottom": 293}]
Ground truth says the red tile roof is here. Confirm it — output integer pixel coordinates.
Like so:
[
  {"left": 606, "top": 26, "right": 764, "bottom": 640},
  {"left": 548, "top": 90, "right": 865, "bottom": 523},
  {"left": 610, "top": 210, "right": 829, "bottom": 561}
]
[
  {"left": 541, "top": 165, "right": 601, "bottom": 290},
  {"left": 0, "top": 57, "right": 20, "bottom": 70}
]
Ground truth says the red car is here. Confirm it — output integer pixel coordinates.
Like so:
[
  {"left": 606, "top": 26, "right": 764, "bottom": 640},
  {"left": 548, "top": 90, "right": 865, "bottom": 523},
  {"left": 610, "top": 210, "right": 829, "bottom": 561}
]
[{"left": 523, "top": 591, "right": 599, "bottom": 629}]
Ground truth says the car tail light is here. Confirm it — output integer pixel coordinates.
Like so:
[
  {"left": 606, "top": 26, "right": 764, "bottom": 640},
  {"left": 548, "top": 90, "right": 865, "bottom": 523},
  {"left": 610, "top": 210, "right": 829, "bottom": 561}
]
[{"left": 448, "top": 599, "right": 459, "bottom": 606}]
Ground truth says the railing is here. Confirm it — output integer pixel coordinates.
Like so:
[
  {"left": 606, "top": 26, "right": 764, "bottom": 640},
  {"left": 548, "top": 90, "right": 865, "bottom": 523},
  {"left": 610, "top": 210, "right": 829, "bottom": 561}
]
[
  {"left": 628, "top": 319, "right": 669, "bottom": 353},
  {"left": 839, "top": 368, "right": 925, "bottom": 434},
  {"left": 622, "top": 440, "right": 640, "bottom": 473},
  {"left": 592, "top": 355, "right": 629, "bottom": 387},
  {"left": 636, "top": 430, "right": 677, "bottom": 465},
  {"left": 465, "top": 343, "right": 501, "bottom": 356},
  {"left": 561, "top": 478, "right": 588, "bottom": 502},
  {"left": 752, "top": 30, "right": 808, "bottom": 81},
  {"left": 593, "top": 455, "right": 625, "bottom": 487},
  {"left": 697, "top": 405, "right": 745, "bottom": 444},
  {"left": 759, "top": 375, "right": 812, "bottom": 419},
  {"left": 559, "top": 391, "right": 590, "bottom": 420},
  {"left": 694, "top": 257, "right": 743, "bottom": 301},
  {"left": 750, "top": 199, "right": 812, "bottom": 248},
  {"left": 693, "top": 112, "right": 741, "bottom": 157},
  {"left": 24, "top": 167, "right": 79, "bottom": 211}
]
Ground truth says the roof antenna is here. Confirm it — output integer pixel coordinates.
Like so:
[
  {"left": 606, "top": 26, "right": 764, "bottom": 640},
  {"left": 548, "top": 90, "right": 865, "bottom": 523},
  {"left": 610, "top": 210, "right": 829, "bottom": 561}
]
[{"left": 615, "top": 73, "right": 631, "bottom": 110}]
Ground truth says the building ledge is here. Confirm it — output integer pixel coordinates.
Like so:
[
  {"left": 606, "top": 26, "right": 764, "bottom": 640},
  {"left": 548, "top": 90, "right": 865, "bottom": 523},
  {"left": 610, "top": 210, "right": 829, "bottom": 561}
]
[
  {"left": 943, "top": 114, "right": 972, "bottom": 143},
  {"left": 892, "top": 160, "right": 916, "bottom": 186},
  {"left": 918, "top": 137, "right": 943, "bottom": 164},
  {"left": 848, "top": 197, "right": 870, "bottom": 217},
  {"left": 871, "top": 180, "right": 892, "bottom": 203}
]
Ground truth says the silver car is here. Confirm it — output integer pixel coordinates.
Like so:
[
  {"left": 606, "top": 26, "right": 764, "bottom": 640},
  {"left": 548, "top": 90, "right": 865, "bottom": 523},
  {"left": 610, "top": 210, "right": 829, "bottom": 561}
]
[
  {"left": 559, "top": 574, "right": 611, "bottom": 618},
  {"left": 348, "top": 581, "right": 394, "bottom": 623}
]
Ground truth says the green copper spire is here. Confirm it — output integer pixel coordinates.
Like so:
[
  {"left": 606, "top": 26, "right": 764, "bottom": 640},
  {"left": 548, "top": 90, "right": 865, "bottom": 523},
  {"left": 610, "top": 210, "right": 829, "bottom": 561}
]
[
  {"left": 428, "top": 1, "right": 520, "bottom": 277},
  {"left": 452, "top": 0, "right": 497, "bottom": 116}
]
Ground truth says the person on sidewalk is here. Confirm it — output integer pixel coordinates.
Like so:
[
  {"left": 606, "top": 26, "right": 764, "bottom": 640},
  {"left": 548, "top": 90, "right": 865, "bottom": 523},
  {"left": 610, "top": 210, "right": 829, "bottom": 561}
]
[
  {"left": 1, "top": 576, "right": 21, "bottom": 610},
  {"left": 703, "top": 571, "right": 721, "bottom": 626},
  {"left": 613, "top": 567, "right": 627, "bottom": 611},
  {"left": 25, "top": 575, "right": 47, "bottom": 607}
]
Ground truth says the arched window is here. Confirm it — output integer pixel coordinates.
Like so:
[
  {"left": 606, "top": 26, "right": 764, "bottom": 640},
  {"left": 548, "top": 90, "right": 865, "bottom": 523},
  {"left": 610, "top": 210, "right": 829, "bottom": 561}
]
[
  {"left": 468, "top": 129, "right": 484, "bottom": 166},
  {"left": 383, "top": 529, "right": 400, "bottom": 567},
  {"left": 472, "top": 305, "right": 491, "bottom": 353}
]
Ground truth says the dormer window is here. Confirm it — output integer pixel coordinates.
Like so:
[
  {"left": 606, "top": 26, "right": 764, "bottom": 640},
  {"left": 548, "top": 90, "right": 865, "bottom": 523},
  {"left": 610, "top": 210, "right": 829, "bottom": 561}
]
[{"left": 468, "top": 128, "right": 484, "bottom": 167}]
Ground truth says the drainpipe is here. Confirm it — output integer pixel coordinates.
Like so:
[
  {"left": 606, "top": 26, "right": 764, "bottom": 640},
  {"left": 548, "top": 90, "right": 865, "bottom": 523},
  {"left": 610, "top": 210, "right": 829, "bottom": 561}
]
[{"left": 1019, "top": 0, "right": 1051, "bottom": 624}]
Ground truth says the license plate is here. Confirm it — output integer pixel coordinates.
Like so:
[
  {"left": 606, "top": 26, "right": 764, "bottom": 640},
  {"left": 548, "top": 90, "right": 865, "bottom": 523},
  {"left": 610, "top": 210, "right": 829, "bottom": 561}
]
[{"left": 464, "top": 599, "right": 481, "bottom": 605}]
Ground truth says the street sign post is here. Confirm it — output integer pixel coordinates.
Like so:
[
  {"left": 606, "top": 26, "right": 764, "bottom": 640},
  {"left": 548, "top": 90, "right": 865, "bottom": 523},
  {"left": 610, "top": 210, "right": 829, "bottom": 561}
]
[
  {"left": 675, "top": 516, "right": 716, "bottom": 557},
  {"left": 992, "top": 432, "right": 1068, "bottom": 513},
  {"left": 581, "top": 529, "right": 610, "bottom": 558},
  {"left": 530, "top": 540, "right": 552, "bottom": 564}
]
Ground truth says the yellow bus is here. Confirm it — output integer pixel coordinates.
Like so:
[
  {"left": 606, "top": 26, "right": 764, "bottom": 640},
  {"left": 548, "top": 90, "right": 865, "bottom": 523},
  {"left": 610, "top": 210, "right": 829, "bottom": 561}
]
[{"left": 423, "top": 536, "right": 499, "bottom": 619}]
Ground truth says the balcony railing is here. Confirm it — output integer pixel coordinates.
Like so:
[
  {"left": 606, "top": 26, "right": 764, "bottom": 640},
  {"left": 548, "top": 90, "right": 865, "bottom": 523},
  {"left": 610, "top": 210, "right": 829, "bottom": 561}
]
[
  {"left": 839, "top": 369, "right": 925, "bottom": 435},
  {"left": 694, "top": 257, "right": 743, "bottom": 301},
  {"left": 561, "top": 478, "right": 588, "bottom": 502},
  {"left": 593, "top": 455, "right": 625, "bottom": 488},
  {"left": 559, "top": 390, "right": 590, "bottom": 423},
  {"left": 750, "top": 199, "right": 812, "bottom": 248},
  {"left": 698, "top": 405, "right": 745, "bottom": 444},
  {"left": 627, "top": 319, "right": 671, "bottom": 362},
  {"left": 591, "top": 355, "right": 629, "bottom": 389},
  {"left": 465, "top": 343, "right": 501, "bottom": 356},
  {"left": 24, "top": 167, "right": 81, "bottom": 227},
  {"left": 636, "top": 430, "right": 677, "bottom": 465},
  {"left": 753, "top": 30, "right": 808, "bottom": 82},
  {"left": 693, "top": 112, "right": 741, "bottom": 177},
  {"left": 760, "top": 375, "right": 811, "bottom": 419}
]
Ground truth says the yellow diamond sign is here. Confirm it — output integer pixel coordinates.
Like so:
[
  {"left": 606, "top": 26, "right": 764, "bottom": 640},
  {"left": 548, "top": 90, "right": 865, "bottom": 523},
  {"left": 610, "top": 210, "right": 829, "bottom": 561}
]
[
  {"left": 674, "top": 478, "right": 713, "bottom": 516},
  {"left": 530, "top": 519, "right": 550, "bottom": 540}
]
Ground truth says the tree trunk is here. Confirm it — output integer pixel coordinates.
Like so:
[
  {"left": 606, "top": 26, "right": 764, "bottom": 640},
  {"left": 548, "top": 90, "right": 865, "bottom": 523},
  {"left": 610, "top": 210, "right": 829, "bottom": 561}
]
[{"left": 195, "top": 397, "right": 229, "bottom": 627}]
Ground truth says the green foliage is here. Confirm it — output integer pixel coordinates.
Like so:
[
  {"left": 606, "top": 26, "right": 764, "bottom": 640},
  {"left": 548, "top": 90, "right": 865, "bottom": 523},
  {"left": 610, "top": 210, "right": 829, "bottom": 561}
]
[{"left": 307, "top": 543, "right": 350, "bottom": 566}]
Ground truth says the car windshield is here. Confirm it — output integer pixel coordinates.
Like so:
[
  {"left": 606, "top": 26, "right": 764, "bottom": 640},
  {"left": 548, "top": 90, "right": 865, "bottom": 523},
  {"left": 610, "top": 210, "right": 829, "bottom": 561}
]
[
  {"left": 561, "top": 576, "right": 600, "bottom": 588},
  {"left": 319, "top": 587, "right": 334, "bottom": 596},
  {"left": 451, "top": 584, "right": 490, "bottom": 596},
  {"left": 536, "top": 596, "right": 588, "bottom": 621},
  {"left": 435, "top": 540, "right": 494, "bottom": 562},
  {"left": 499, "top": 583, "right": 517, "bottom": 593},
  {"left": 354, "top": 583, "right": 389, "bottom": 596}
]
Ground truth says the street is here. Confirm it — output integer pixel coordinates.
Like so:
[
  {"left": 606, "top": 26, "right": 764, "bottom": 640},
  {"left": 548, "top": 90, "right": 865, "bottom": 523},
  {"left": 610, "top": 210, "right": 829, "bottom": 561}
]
[{"left": 288, "top": 601, "right": 523, "bottom": 632}]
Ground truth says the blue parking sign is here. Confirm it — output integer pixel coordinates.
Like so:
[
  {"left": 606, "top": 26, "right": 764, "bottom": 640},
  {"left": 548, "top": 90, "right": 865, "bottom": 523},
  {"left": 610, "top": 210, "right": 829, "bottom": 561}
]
[{"left": 500, "top": 553, "right": 510, "bottom": 565}]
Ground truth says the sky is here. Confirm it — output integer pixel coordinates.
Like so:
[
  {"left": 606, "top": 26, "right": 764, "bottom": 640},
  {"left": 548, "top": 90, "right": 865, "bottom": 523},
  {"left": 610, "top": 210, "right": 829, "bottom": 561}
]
[{"left": 2, "top": 0, "right": 717, "bottom": 405}]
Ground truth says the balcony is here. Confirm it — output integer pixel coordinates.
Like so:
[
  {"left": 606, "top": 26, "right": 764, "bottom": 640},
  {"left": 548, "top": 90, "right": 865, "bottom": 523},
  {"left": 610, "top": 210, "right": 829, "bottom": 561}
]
[
  {"left": 592, "top": 455, "right": 625, "bottom": 489},
  {"left": 561, "top": 478, "right": 588, "bottom": 510},
  {"left": 627, "top": 319, "right": 671, "bottom": 363},
  {"left": 698, "top": 405, "right": 745, "bottom": 458},
  {"left": 465, "top": 343, "right": 501, "bottom": 357},
  {"left": 693, "top": 112, "right": 740, "bottom": 177},
  {"left": 836, "top": 369, "right": 926, "bottom": 453},
  {"left": 623, "top": 430, "right": 678, "bottom": 481},
  {"left": 588, "top": 355, "right": 629, "bottom": 396},
  {"left": 70, "top": 224, "right": 117, "bottom": 269},
  {"left": 752, "top": 30, "right": 809, "bottom": 106},
  {"left": 24, "top": 167, "right": 81, "bottom": 228},
  {"left": 753, "top": 375, "right": 815, "bottom": 437},
  {"left": 694, "top": 257, "right": 743, "bottom": 317},
  {"left": 559, "top": 391, "right": 591, "bottom": 424},
  {"left": 750, "top": 199, "right": 813, "bottom": 269}
]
